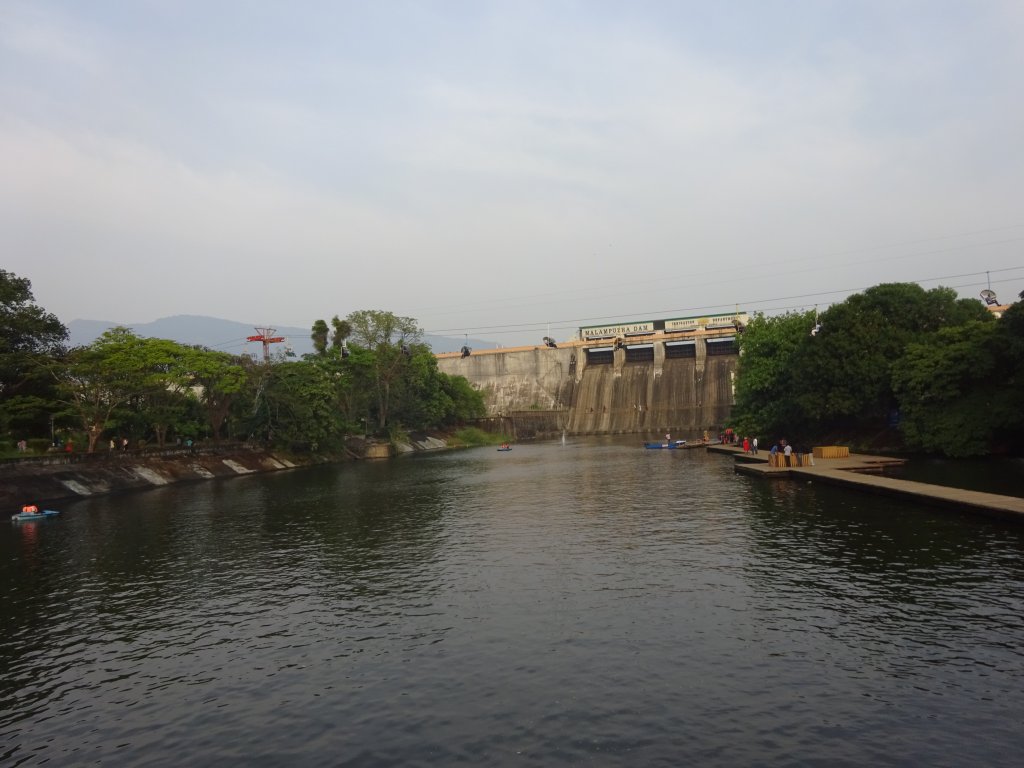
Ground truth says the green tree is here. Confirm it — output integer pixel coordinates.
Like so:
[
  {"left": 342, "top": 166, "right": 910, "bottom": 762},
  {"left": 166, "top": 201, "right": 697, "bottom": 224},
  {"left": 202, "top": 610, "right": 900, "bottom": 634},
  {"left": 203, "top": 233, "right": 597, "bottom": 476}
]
[
  {"left": 311, "top": 319, "right": 330, "bottom": 355},
  {"left": 247, "top": 360, "right": 344, "bottom": 448},
  {"left": 131, "top": 337, "right": 198, "bottom": 447},
  {"left": 790, "top": 283, "right": 990, "bottom": 436},
  {"left": 57, "top": 328, "right": 152, "bottom": 452},
  {"left": 0, "top": 270, "right": 68, "bottom": 439},
  {"left": 330, "top": 316, "right": 352, "bottom": 351},
  {"left": 346, "top": 310, "right": 422, "bottom": 429},
  {"left": 186, "top": 347, "right": 250, "bottom": 440},
  {"left": 892, "top": 303, "right": 1024, "bottom": 456},
  {"left": 732, "top": 309, "right": 816, "bottom": 438}
]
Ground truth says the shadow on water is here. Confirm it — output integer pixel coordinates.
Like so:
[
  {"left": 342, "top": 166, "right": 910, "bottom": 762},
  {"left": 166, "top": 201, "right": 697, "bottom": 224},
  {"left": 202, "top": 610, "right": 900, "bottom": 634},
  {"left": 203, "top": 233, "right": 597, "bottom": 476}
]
[{"left": 885, "top": 455, "right": 1024, "bottom": 498}]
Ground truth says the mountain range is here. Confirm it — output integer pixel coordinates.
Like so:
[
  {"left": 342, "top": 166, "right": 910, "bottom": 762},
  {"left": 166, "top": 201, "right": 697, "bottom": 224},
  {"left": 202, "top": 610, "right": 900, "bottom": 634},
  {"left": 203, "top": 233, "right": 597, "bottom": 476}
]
[{"left": 67, "top": 315, "right": 495, "bottom": 357}]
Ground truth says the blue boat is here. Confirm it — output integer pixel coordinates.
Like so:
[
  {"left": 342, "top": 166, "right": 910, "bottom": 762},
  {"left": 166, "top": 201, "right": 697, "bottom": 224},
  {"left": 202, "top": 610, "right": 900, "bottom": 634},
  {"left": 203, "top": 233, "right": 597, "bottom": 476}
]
[
  {"left": 11, "top": 510, "right": 60, "bottom": 522},
  {"left": 644, "top": 441, "right": 687, "bottom": 449}
]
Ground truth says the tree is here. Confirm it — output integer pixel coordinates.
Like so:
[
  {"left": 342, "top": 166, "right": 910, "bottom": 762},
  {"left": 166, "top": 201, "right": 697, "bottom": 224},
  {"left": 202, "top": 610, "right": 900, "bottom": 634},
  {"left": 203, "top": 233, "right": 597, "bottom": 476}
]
[
  {"left": 247, "top": 360, "right": 344, "bottom": 448},
  {"left": 892, "top": 303, "right": 1024, "bottom": 456},
  {"left": 330, "top": 316, "right": 352, "bottom": 351},
  {"left": 0, "top": 270, "right": 68, "bottom": 438},
  {"left": 345, "top": 310, "right": 422, "bottom": 429},
  {"left": 789, "top": 284, "right": 990, "bottom": 435},
  {"left": 57, "top": 328, "right": 152, "bottom": 452},
  {"left": 311, "top": 319, "right": 330, "bottom": 355},
  {"left": 186, "top": 347, "right": 250, "bottom": 440},
  {"left": 131, "top": 337, "right": 196, "bottom": 447},
  {"left": 732, "top": 310, "right": 815, "bottom": 439}
]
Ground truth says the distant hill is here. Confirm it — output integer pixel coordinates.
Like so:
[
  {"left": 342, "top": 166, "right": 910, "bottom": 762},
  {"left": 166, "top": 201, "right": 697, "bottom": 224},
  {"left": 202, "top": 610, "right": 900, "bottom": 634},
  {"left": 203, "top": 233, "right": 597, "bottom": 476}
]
[{"left": 67, "top": 315, "right": 494, "bottom": 357}]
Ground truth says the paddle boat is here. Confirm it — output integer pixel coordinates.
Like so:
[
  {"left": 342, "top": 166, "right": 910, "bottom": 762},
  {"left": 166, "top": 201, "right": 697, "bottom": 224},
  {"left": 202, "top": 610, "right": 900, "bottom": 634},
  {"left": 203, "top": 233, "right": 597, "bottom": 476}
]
[
  {"left": 644, "top": 440, "right": 687, "bottom": 449},
  {"left": 12, "top": 509, "right": 61, "bottom": 522},
  {"left": 497, "top": 444, "right": 513, "bottom": 452}
]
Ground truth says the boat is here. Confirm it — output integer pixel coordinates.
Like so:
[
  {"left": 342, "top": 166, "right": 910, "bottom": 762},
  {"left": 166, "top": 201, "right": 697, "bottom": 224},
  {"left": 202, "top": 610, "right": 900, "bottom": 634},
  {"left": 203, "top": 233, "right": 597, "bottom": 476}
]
[
  {"left": 497, "top": 446, "right": 513, "bottom": 452},
  {"left": 644, "top": 440, "right": 687, "bottom": 449},
  {"left": 11, "top": 510, "right": 60, "bottom": 522}
]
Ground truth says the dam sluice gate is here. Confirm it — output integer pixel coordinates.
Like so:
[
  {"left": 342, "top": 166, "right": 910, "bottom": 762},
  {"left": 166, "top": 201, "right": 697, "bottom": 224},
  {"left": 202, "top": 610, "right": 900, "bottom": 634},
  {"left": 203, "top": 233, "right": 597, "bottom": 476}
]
[{"left": 436, "top": 331, "right": 739, "bottom": 439}]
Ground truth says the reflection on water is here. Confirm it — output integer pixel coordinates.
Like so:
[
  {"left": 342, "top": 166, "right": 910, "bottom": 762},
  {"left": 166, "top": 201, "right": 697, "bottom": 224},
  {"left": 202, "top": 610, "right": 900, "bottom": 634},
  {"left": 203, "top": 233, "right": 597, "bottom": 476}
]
[
  {"left": 890, "top": 455, "right": 1024, "bottom": 498},
  {"left": 2, "top": 439, "right": 1023, "bottom": 766}
]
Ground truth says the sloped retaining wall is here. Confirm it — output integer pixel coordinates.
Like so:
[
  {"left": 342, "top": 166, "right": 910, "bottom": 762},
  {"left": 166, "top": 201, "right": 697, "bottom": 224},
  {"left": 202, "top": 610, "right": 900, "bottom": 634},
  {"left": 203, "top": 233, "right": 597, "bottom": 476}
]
[
  {"left": 0, "top": 447, "right": 307, "bottom": 509},
  {"left": 3, "top": 436, "right": 458, "bottom": 509}
]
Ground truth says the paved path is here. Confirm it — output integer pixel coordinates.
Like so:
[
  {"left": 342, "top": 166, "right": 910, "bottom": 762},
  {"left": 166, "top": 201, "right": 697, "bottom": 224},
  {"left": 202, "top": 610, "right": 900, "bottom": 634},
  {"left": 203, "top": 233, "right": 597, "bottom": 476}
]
[{"left": 709, "top": 444, "right": 1024, "bottom": 521}]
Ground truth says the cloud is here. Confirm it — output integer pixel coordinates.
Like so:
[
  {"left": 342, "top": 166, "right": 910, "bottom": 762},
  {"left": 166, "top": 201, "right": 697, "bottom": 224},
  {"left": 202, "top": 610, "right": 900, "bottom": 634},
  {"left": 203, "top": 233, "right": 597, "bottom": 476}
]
[{"left": 2, "top": 2, "right": 1023, "bottom": 341}]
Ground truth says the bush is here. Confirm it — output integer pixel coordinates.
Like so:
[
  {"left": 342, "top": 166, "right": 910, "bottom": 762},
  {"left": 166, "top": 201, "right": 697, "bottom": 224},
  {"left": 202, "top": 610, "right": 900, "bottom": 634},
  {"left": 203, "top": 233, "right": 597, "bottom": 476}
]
[{"left": 449, "top": 427, "right": 508, "bottom": 446}]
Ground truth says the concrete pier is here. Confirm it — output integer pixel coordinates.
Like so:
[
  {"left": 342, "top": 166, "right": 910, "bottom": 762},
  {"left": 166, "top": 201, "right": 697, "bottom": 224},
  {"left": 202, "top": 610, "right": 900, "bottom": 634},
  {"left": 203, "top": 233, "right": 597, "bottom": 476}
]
[{"left": 709, "top": 444, "right": 1024, "bottom": 522}]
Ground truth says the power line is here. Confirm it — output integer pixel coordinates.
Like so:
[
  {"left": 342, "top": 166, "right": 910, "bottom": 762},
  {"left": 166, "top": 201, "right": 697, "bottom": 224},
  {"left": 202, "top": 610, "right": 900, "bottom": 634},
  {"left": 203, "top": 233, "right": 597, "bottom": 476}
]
[
  {"left": 424, "top": 266, "right": 1024, "bottom": 337},
  {"left": 408, "top": 228, "right": 1024, "bottom": 322}
]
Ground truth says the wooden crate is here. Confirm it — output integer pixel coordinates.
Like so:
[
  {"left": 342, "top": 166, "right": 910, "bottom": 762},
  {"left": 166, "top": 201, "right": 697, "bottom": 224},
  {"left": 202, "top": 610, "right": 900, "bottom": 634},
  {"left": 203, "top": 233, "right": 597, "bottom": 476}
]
[{"left": 812, "top": 446, "right": 849, "bottom": 459}]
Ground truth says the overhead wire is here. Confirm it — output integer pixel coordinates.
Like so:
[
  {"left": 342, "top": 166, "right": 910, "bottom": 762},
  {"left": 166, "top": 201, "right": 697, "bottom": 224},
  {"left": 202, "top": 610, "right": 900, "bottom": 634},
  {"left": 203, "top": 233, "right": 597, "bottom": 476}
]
[{"left": 424, "top": 265, "right": 1024, "bottom": 338}]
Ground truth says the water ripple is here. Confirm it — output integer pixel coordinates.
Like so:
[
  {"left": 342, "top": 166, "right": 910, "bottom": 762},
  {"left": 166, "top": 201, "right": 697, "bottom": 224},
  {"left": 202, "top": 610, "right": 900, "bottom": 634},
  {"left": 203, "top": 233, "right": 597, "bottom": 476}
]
[{"left": 1, "top": 441, "right": 1023, "bottom": 766}]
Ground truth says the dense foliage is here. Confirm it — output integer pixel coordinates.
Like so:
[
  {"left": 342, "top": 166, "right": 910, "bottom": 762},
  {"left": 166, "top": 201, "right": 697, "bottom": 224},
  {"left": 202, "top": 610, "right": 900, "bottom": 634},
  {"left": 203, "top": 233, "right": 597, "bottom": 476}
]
[
  {"left": 2, "top": 272, "right": 485, "bottom": 454},
  {"left": 732, "top": 283, "right": 1019, "bottom": 457},
  {"left": 0, "top": 270, "right": 68, "bottom": 439}
]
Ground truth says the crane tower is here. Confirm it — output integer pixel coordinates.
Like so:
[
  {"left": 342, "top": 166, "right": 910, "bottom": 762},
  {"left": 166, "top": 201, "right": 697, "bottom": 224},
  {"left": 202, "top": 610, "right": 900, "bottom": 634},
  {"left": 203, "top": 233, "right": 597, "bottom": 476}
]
[{"left": 247, "top": 327, "right": 286, "bottom": 362}]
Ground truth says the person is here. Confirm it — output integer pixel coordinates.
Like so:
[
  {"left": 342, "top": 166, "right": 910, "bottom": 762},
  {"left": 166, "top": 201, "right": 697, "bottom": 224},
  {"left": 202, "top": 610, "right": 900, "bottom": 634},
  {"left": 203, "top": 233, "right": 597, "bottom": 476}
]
[
  {"left": 769, "top": 442, "right": 779, "bottom": 466},
  {"left": 122, "top": 437, "right": 129, "bottom": 452},
  {"left": 109, "top": 438, "right": 116, "bottom": 452},
  {"left": 742, "top": 436, "right": 750, "bottom": 453},
  {"left": 751, "top": 437, "right": 758, "bottom": 455},
  {"left": 783, "top": 441, "right": 793, "bottom": 467},
  {"left": 17, "top": 439, "right": 27, "bottom": 452},
  {"left": 665, "top": 432, "right": 671, "bottom": 444},
  {"left": 21, "top": 504, "right": 39, "bottom": 515},
  {"left": 64, "top": 440, "right": 73, "bottom": 453}
]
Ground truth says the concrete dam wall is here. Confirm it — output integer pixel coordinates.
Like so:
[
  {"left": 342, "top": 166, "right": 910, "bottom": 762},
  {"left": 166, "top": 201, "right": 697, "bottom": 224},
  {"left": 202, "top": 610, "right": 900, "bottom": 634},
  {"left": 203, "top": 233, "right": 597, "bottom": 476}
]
[{"left": 437, "top": 332, "right": 739, "bottom": 438}]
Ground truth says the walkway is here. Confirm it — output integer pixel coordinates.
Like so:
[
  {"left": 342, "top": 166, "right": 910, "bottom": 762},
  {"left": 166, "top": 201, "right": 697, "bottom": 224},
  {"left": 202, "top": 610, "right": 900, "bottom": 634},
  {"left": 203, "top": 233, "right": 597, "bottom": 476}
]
[{"left": 709, "top": 444, "right": 1024, "bottom": 522}]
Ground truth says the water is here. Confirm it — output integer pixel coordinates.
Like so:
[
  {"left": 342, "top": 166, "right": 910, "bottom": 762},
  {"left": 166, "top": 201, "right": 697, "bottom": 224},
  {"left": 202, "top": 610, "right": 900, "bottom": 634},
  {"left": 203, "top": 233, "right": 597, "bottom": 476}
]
[
  {"left": 892, "top": 456, "right": 1024, "bottom": 498},
  {"left": 3, "top": 439, "right": 1023, "bottom": 766}
]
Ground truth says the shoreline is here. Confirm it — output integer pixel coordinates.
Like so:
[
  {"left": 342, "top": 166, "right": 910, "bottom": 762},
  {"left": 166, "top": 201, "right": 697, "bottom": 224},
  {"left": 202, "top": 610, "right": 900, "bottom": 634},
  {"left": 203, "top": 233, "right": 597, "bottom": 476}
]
[{"left": 1, "top": 435, "right": 458, "bottom": 510}]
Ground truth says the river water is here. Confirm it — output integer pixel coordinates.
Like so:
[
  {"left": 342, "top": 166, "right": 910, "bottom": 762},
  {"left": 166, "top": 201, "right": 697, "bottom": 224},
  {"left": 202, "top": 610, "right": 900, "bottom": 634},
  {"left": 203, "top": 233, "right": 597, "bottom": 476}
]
[{"left": 2, "top": 439, "right": 1023, "bottom": 767}]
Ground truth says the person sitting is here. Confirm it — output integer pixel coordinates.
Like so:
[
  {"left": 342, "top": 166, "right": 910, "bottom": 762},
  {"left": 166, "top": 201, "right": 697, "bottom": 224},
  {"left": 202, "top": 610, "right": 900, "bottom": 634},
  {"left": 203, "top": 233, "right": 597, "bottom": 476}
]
[{"left": 21, "top": 504, "right": 39, "bottom": 515}]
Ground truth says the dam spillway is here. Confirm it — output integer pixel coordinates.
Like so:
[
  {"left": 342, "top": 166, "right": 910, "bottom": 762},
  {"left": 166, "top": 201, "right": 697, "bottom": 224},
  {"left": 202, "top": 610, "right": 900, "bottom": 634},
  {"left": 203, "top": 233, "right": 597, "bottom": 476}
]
[{"left": 436, "top": 328, "right": 739, "bottom": 438}]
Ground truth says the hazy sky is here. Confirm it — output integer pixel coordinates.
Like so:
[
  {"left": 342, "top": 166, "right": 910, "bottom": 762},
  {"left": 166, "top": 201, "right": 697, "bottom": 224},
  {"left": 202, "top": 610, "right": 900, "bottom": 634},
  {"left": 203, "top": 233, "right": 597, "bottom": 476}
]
[{"left": 3, "top": 0, "right": 1023, "bottom": 347}]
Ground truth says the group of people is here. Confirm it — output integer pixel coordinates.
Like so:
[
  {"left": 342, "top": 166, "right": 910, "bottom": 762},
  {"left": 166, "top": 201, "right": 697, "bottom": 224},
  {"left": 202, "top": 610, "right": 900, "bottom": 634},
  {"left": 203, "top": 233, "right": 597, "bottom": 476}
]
[
  {"left": 767, "top": 439, "right": 808, "bottom": 466},
  {"left": 722, "top": 431, "right": 809, "bottom": 467},
  {"left": 20, "top": 504, "right": 40, "bottom": 516}
]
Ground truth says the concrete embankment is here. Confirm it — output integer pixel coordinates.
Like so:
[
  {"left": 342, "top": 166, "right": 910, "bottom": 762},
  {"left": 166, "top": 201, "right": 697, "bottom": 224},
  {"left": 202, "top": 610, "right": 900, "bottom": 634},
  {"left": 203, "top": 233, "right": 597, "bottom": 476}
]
[
  {"left": 0, "top": 446, "right": 308, "bottom": 509},
  {"left": 1, "top": 436, "right": 454, "bottom": 509},
  {"left": 710, "top": 444, "right": 1024, "bottom": 522}
]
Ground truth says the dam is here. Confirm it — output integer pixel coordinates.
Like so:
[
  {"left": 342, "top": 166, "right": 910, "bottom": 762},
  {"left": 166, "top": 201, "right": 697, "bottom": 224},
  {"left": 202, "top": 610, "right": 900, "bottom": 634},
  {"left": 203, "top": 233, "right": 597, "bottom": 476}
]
[{"left": 436, "top": 314, "right": 744, "bottom": 439}]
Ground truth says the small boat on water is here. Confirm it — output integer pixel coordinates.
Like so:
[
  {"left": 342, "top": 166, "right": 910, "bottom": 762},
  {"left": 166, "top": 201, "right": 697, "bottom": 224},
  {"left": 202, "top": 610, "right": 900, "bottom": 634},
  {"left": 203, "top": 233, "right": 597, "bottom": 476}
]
[
  {"left": 12, "top": 510, "right": 61, "bottom": 522},
  {"left": 644, "top": 440, "right": 687, "bottom": 449},
  {"left": 497, "top": 446, "right": 513, "bottom": 452}
]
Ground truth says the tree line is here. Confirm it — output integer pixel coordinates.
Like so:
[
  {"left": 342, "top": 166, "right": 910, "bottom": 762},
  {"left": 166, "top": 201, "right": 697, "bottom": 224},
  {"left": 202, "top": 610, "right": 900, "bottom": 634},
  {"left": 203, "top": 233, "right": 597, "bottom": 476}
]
[
  {"left": 0, "top": 270, "right": 485, "bottom": 454},
  {"left": 731, "top": 282, "right": 1024, "bottom": 457}
]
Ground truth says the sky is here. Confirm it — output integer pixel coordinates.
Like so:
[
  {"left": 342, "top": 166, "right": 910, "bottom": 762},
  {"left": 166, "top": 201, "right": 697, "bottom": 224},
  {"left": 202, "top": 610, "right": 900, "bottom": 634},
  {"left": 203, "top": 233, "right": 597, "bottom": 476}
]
[{"left": 3, "top": 0, "right": 1023, "bottom": 347}]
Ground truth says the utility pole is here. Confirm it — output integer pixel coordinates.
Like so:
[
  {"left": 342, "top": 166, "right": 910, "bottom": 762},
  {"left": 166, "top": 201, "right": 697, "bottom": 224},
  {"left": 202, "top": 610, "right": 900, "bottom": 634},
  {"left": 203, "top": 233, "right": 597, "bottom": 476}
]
[{"left": 247, "top": 327, "right": 286, "bottom": 363}]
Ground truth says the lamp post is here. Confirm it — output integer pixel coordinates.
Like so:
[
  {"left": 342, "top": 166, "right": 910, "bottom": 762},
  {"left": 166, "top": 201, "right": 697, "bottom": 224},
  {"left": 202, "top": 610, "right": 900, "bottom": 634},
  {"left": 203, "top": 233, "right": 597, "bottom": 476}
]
[{"left": 49, "top": 415, "right": 55, "bottom": 447}]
